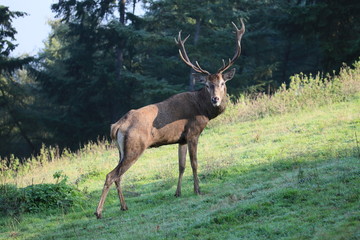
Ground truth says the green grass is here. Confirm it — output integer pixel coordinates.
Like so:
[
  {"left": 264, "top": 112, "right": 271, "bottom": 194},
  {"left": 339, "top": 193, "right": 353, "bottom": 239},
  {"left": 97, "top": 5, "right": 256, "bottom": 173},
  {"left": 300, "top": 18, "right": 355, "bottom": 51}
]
[{"left": 1, "top": 94, "right": 359, "bottom": 240}]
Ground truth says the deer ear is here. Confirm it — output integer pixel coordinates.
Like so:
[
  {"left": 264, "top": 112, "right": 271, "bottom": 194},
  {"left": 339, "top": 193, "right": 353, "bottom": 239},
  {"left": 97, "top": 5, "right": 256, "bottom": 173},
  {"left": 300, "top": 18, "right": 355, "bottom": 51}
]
[
  {"left": 222, "top": 68, "right": 236, "bottom": 82},
  {"left": 192, "top": 73, "right": 208, "bottom": 84}
]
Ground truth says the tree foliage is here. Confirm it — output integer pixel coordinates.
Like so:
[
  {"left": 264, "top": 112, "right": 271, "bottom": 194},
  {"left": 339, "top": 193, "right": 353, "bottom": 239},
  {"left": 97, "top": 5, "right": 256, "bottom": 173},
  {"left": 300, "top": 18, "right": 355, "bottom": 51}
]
[
  {"left": 276, "top": 0, "right": 360, "bottom": 72},
  {"left": 0, "top": 6, "right": 32, "bottom": 72},
  {"left": 0, "top": 6, "right": 36, "bottom": 157}
]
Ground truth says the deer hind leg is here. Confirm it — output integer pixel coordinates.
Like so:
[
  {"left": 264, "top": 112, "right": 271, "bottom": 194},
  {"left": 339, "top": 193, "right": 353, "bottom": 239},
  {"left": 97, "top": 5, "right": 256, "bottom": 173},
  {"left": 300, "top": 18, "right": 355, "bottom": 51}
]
[
  {"left": 95, "top": 130, "right": 146, "bottom": 219},
  {"left": 113, "top": 131, "right": 129, "bottom": 210},
  {"left": 114, "top": 177, "right": 127, "bottom": 211},
  {"left": 113, "top": 157, "right": 137, "bottom": 212},
  {"left": 95, "top": 163, "right": 121, "bottom": 219},
  {"left": 95, "top": 131, "right": 125, "bottom": 219},
  {"left": 188, "top": 138, "right": 201, "bottom": 195},
  {"left": 175, "top": 143, "right": 187, "bottom": 197}
]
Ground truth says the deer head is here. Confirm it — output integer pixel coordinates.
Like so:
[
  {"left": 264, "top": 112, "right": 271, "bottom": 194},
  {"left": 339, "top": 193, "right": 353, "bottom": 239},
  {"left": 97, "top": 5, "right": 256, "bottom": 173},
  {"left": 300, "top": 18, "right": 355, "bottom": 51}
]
[{"left": 175, "top": 19, "right": 245, "bottom": 107}]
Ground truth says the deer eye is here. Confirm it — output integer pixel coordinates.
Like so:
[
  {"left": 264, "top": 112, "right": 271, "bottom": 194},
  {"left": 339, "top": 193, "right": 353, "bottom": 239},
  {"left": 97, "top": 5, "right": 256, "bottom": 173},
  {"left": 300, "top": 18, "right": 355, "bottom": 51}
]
[{"left": 221, "top": 82, "right": 225, "bottom": 86}]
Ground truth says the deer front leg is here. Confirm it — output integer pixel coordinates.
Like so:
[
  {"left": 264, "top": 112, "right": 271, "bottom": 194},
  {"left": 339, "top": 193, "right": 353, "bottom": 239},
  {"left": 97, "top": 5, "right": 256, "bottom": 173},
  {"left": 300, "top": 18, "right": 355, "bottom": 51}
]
[
  {"left": 175, "top": 143, "right": 187, "bottom": 197},
  {"left": 188, "top": 138, "right": 201, "bottom": 195}
]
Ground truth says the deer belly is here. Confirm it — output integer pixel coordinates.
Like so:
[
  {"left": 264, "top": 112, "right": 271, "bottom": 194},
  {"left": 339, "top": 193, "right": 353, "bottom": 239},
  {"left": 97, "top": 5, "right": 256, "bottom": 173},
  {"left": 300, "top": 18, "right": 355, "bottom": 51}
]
[{"left": 149, "top": 121, "right": 187, "bottom": 147}]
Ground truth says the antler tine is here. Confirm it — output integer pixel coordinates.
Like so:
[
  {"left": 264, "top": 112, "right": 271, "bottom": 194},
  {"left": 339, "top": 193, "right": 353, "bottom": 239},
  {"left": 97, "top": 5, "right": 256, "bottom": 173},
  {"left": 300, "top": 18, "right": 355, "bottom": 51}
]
[
  {"left": 217, "top": 18, "right": 246, "bottom": 74},
  {"left": 175, "top": 31, "right": 211, "bottom": 75},
  {"left": 195, "top": 61, "right": 210, "bottom": 74}
]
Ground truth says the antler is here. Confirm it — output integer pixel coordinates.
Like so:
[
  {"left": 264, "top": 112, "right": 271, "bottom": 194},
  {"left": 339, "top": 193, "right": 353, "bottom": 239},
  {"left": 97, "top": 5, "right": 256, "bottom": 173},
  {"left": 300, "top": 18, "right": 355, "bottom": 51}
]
[
  {"left": 175, "top": 31, "right": 211, "bottom": 75},
  {"left": 217, "top": 19, "right": 245, "bottom": 74}
]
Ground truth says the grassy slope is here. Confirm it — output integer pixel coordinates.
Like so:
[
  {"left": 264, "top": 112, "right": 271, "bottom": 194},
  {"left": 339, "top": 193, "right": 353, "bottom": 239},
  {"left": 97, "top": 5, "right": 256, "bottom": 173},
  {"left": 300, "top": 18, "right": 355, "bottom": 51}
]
[{"left": 1, "top": 96, "right": 360, "bottom": 240}]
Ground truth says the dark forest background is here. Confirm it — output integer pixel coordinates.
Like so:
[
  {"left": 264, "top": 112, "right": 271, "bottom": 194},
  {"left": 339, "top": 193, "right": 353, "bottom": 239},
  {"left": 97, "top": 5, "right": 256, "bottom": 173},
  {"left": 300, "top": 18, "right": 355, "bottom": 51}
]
[{"left": 1, "top": 0, "right": 359, "bottom": 159}]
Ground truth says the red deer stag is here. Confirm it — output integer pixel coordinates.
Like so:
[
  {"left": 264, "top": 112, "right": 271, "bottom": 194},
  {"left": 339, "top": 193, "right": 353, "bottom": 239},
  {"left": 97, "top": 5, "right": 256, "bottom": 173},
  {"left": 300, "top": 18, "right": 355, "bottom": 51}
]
[{"left": 95, "top": 20, "right": 245, "bottom": 219}]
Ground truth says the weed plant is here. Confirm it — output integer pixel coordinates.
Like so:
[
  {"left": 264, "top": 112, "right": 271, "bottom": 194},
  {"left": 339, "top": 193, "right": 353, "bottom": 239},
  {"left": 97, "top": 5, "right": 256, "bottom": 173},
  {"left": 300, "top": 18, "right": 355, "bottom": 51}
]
[{"left": 0, "top": 171, "right": 83, "bottom": 218}]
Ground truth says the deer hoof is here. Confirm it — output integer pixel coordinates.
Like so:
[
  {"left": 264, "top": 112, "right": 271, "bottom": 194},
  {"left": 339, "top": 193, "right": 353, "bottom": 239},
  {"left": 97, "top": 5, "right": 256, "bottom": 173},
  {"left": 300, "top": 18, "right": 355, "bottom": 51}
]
[
  {"left": 121, "top": 206, "right": 128, "bottom": 211},
  {"left": 174, "top": 192, "right": 181, "bottom": 197},
  {"left": 94, "top": 212, "right": 102, "bottom": 219}
]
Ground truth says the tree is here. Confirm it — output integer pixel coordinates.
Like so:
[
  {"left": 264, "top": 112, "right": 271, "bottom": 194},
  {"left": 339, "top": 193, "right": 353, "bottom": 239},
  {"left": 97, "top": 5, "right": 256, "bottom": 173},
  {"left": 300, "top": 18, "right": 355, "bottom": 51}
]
[
  {"left": 0, "top": 6, "right": 32, "bottom": 72},
  {"left": 275, "top": 0, "right": 360, "bottom": 72},
  {"left": 0, "top": 6, "right": 36, "bottom": 158}
]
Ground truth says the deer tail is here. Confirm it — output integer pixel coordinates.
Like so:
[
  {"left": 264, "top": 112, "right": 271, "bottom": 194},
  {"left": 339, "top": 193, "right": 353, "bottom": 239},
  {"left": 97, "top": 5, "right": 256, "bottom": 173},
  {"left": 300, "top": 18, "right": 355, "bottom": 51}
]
[{"left": 110, "top": 123, "right": 120, "bottom": 141}]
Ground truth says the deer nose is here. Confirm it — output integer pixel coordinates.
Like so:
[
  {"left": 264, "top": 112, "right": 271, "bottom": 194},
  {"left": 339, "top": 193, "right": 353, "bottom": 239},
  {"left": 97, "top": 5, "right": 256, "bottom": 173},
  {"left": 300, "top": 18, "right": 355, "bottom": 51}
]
[{"left": 211, "top": 97, "right": 219, "bottom": 104}]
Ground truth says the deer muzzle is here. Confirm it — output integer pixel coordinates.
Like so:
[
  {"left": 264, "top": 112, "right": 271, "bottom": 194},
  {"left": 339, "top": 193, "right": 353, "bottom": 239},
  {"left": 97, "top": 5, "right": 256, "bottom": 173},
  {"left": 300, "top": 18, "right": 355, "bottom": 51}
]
[{"left": 211, "top": 96, "right": 220, "bottom": 106}]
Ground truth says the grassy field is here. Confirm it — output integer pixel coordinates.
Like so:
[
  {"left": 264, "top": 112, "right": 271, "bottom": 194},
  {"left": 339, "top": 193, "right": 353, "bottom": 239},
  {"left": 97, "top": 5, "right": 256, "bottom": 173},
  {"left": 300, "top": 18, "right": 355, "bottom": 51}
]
[{"left": 1, "top": 64, "right": 360, "bottom": 239}]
